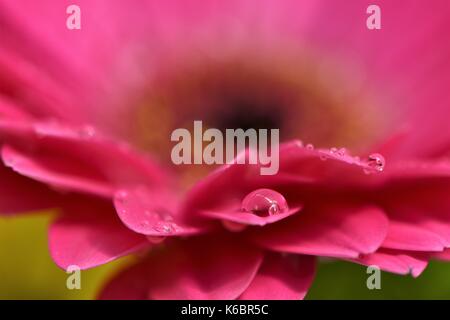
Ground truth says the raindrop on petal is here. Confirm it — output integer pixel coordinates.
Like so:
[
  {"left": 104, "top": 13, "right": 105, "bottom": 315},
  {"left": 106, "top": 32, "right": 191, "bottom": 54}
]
[
  {"left": 364, "top": 153, "right": 386, "bottom": 174},
  {"left": 241, "top": 188, "right": 289, "bottom": 217}
]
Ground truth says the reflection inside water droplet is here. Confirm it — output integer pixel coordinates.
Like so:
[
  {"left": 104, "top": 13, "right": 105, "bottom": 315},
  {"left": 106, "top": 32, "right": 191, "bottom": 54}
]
[{"left": 241, "top": 188, "right": 288, "bottom": 217}]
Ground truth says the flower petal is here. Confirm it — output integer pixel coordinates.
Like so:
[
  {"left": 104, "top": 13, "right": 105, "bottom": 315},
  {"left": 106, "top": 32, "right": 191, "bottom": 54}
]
[
  {"left": 114, "top": 187, "right": 209, "bottom": 237},
  {"left": 380, "top": 178, "right": 450, "bottom": 251},
  {"left": 183, "top": 141, "right": 380, "bottom": 224},
  {"left": 0, "top": 163, "right": 58, "bottom": 215},
  {"left": 199, "top": 206, "right": 301, "bottom": 227},
  {"left": 251, "top": 204, "right": 389, "bottom": 259},
  {"left": 100, "top": 235, "right": 263, "bottom": 300},
  {"left": 1, "top": 121, "right": 168, "bottom": 197},
  {"left": 49, "top": 197, "right": 150, "bottom": 270},
  {"left": 382, "top": 221, "right": 447, "bottom": 252},
  {"left": 351, "top": 249, "right": 429, "bottom": 278},
  {"left": 239, "top": 253, "right": 316, "bottom": 300}
]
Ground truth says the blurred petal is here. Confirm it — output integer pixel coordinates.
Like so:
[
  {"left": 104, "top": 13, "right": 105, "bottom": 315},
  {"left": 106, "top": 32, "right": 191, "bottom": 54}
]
[
  {"left": 380, "top": 177, "right": 450, "bottom": 251},
  {"left": 114, "top": 187, "right": 209, "bottom": 236},
  {"left": 239, "top": 253, "right": 316, "bottom": 300},
  {"left": 251, "top": 204, "right": 389, "bottom": 259},
  {"left": 1, "top": 121, "right": 168, "bottom": 197},
  {"left": 100, "top": 235, "right": 263, "bottom": 300},
  {"left": 0, "top": 163, "right": 58, "bottom": 214},
  {"left": 199, "top": 206, "right": 301, "bottom": 227},
  {"left": 183, "top": 141, "right": 384, "bottom": 224},
  {"left": 49, "top": 197, "right": 149, "bottom": 270}
]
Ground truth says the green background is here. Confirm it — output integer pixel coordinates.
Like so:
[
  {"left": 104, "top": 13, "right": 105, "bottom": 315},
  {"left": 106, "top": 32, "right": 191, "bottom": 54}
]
[{"left": 1, "top": 213, "right": 450, "bottom": 300}]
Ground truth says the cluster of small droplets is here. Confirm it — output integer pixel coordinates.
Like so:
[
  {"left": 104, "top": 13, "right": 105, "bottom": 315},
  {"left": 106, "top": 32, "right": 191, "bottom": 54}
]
[{"left": 364, "top": 153, "right": 386, "bottom": 174}]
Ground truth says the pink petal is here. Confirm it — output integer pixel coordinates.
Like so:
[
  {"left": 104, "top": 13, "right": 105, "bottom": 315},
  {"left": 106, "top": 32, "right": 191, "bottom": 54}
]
[
  {"left": 98, "top": 258, "right": 152, "bottom": 300},
  {"left": 100, "top": 235, "right": 263, "bottom": 300},
  {"left": 250, "top": 204, "right": 389, "bottom": 259},
  {"left": 200, "top": 206, "right": 301, "bottom": 227},
  {"left": 2, "top": 143, "right": 113, "bottom": 197},
  {"left": 380, "top": 178, "right": 450, "bottom": 251},
  {"left": 433, "top": 249, "right": 450, "bottom": 261},
  {"left": 0, "top": 163, "right": 58, "bottom": 214},
  {"left": 183, "top": 141, "right": 381, "bottom": 223},
  {"left": 1, "top": 121, "right": 168, "bottom": 197},
  {"left": 114, "top": 187, "right": 209, "bottom": 237},
  {"left": 351, "top": 249, "right": 429, "bottom": 278},
  {"left": 239, "top": 253, "right": 316, "bottom": 300},
  {"left": 49, "top": 197, "right": 150, "bottom": 270},
  {"left": 382, "top": 221, "right": 447, "bottom": 252}
]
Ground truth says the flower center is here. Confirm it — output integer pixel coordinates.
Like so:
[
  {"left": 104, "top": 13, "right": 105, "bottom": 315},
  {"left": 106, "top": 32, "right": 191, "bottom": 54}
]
[{"left": 123, "top": 48, "right": 386, "bottom": 185}]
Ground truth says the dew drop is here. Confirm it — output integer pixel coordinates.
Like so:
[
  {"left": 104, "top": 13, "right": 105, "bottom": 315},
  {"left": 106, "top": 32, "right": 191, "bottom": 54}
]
[
  {"left": 153, "top": 221, "right": 177, "bottom": 234},
  {"left": 364, "top": 153, "right": 385, "bottom": 174},
  {"left": 306, "top": 144, "right": 314, "bottom": 150},
  {"left": 337, "top": 148, "right": 347, "bottom": 156},
  {"left": 241, "top": 188, "right": 289, "bottom": 217}
]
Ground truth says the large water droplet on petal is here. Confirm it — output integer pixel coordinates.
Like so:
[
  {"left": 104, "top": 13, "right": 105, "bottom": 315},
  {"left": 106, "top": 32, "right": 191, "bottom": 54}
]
[
  {"left": 364, "top": 153, "right": 385, "bottom": 174},
  {"left": 241, "top": 188, "right": 289, "bottom": 217}
]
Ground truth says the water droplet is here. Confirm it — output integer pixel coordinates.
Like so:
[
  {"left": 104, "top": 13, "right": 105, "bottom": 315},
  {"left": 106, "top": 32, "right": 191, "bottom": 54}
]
[
  {"left": 153, "top": 221, "right": 178, "bottom": 234},
  {"left": 241, "top": 188, "right": 289, "bottom": 217},
  {"left": 330, "top": 147, "right": 337, "bottom": 154},
  {"left": 306, "top": 144, "right": 314, "bottom": 150},
  {"left": 222, "top": 220, "right": 247, "bottom": 232},
  {"left": 140, "top": 220, "right": 149, "bottom": 228},
  {"left": 364, "top": 153, "right": 385, "bottom": 174}
]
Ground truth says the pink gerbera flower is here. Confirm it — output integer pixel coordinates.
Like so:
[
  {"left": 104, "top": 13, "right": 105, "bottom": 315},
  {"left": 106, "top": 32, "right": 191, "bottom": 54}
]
[{"left": 0, "top": 0, "right": 449, "bottom": 299}]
